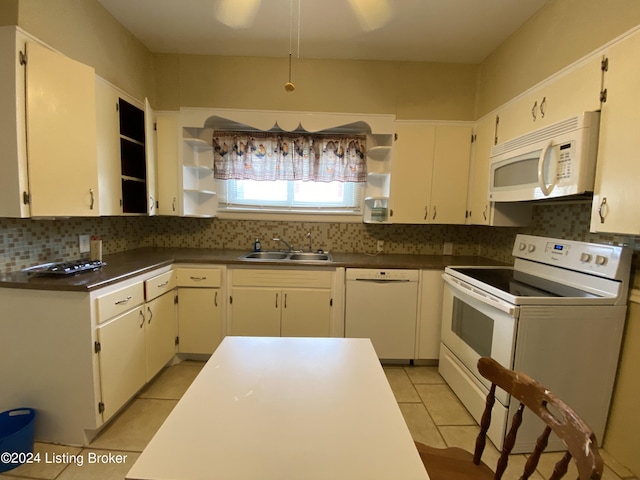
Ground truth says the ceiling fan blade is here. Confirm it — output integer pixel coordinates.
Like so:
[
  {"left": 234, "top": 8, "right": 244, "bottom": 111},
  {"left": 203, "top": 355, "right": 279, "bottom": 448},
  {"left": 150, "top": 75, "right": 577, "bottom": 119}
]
[
  {"left": 215, "top": 0, "right": 261, "bottom": 29},
  {"left": 348, "top": 0, "right": 392, "bottom": 31}
]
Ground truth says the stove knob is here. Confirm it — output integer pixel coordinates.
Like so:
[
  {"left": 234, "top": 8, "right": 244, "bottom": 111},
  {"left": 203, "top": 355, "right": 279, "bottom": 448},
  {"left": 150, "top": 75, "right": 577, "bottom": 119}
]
[
  {"left": 580, "top": 253, "right": 592, "bottom": 263},
  {"left": 595, "top": 255, "right": 608, "bottom": 266},
  {"left": 519, "top": 242, "right": 527, "bottom": 251},
  {"left": 527, "top": 244, "right": 536, "bottom": 253}
]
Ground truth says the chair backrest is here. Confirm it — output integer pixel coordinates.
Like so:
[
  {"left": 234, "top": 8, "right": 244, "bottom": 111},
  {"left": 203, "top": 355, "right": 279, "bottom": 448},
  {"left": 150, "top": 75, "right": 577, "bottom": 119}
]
[{"left": 475, "top": 357, "right": 603, "bottom": 480}]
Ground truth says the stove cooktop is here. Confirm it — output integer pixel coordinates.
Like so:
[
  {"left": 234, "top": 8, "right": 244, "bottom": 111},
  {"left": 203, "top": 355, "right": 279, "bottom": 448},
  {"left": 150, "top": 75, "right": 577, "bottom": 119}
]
[{"left": 23, "top": 259, "right": 106, "bottom": 277}]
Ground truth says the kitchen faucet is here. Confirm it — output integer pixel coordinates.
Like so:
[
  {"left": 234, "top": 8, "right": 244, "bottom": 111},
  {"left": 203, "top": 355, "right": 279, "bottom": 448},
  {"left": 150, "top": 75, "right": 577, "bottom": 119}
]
[
  {"left": 272, "top": 237, "right": 295, "bottom": 252},
  {"left": 306, "top": 232, "right": 312, "bottom": 252}
]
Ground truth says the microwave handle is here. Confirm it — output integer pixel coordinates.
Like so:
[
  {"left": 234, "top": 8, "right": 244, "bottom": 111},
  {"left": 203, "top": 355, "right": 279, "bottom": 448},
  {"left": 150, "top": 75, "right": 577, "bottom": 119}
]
[
  {"left": 444, "top": 275, "right": 517, "bottom": 316},
  {"left": 537, "top": 140, "right": 556, "bottom": 196}
]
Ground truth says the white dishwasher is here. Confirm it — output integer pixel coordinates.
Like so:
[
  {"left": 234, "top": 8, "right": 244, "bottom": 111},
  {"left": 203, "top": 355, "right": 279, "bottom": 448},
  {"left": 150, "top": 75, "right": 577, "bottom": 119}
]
[{"left": 345, "top": 269, "right": 419, "bottom": 360}]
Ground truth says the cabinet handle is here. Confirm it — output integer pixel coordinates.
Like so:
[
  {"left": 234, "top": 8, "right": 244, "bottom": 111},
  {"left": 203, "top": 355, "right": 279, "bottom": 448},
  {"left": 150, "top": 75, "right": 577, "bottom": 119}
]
[
  {"left": 89, "top": 188, "right": 95, "bottom": 210},
  {"left": 172, "top": 197, "right": 176, "bottom": 212},
  {"left": 531, "top": 100, "right": 538, "bottom": 121},
  {"left": 115, "top": 296, "right": 132, "bottom": 305},
  {"left": 432, "top": 205, "right": 437, "bottom": 220},
  {"left": 483, "top": 205, "right": 488, "bottom": 221},
  {"left": 157, "top": 280, "right": 169, "bottom": 288},
  {"left": 539, "top": 96, "right": 546, "bottom": 118},
  {"left": 598, "top": 197, "right": 607, "bottom": 223},
  {"left": 214, "top": 291, "right": 218, "bottom": 307},
  {"left": 149, "top": 196, "right": 154, "bottom": 213},
  {"left": 275, "top": 293, "right": 278, "bottom": 308},
  {"left": 284, "top": 293, "right": 288, "bottom": 309},
  {"left": 139, "top": 310, "right": 145, "bottom": 328},
  {"left": 147, "top": 306, "right": 153, "bottom": 324},
  {"left": 189, "top": 276, "right": 207, "bottom": 281},
  {"left": 423, "top": 206, "right": 428, "bottom": 220}
]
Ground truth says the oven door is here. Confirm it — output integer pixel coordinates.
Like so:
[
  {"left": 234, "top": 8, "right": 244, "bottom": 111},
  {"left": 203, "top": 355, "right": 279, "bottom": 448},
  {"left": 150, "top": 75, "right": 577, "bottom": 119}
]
[{"left": 440, "top": 274, "right": 519, "bottom": 404}]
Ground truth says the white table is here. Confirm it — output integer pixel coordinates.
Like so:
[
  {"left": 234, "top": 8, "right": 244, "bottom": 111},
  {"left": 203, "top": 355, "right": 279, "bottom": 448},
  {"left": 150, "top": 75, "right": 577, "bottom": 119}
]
[{"left": 126, "top": 337, "right": 430, "bottom": 480}]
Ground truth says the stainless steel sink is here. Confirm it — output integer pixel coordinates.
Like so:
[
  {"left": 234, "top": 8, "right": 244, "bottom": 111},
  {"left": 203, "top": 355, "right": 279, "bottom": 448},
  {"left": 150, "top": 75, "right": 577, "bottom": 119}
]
[
  {"left": 288, "top": 252, "right": 332, "bottom": 261},
  {"left": 241, "top": 251, "right": 289, "bottom": 260},
  {"left": 238, "top": 251, "right": 332, "bottom": 262}
]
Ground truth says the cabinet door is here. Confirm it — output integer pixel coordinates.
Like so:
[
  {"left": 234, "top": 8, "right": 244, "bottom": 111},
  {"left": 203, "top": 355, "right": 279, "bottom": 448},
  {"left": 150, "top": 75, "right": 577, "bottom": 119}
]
[
  {"left": 145, "top": 98, "right": 157, "bottom": 216},
  {"left": 281, "top": 288, "right": 332, "bottom": 337},
  {"left": 230, "top": 287, "right": 281, "bottom": 336},
  {"left": 95, "top": 78, "right": 122, "bottom": 215},
  {"left": 416, "top": 270, "right": 444, "bottom": 360},
  {"left": 178, "top": 287, "right": 223, "bottom": 354},
  {"left": 467, "top": 115, "right": 495, "bottom": 225},
  {"left": 429, "top": 125, "right": 471, "bottom": 224},
  {"left": 156, "top": 113, "right": 180, "bottom": 216},
  {"left": 496, "top": 55, "right": 603, "bottom": 144},
  {"left": 389, "top": 124, "right": 435, "bottom": 223},
  {"left": 590, "top": 31, "right": 640, "bottom": 235},
  {"left": 145, "top": 291, "right": 176, "bottom": 381},
  {"left": 25, "top": 41, "right": 99, "bottom": 216},
  {"left": 97, "top": 307, "right": 146, "bottom": 421}
]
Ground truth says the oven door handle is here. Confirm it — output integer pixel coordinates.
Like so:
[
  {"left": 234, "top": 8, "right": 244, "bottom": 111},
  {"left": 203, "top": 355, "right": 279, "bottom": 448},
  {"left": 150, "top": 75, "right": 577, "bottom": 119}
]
[{"left": 444, "top": 275, "right": 517, "bottom": 316}]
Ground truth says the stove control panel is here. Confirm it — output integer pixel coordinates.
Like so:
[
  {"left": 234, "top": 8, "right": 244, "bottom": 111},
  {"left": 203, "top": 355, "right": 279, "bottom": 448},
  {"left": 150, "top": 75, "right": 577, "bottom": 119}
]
[{"left": 513, "top": 234, "right": 631, "bottom": 279}]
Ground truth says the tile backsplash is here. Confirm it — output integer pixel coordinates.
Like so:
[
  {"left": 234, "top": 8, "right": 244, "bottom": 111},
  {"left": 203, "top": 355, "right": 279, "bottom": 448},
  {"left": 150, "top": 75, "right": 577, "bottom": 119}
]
[{"left": 1, "top": 202, "right": 638, "bottom": 282}]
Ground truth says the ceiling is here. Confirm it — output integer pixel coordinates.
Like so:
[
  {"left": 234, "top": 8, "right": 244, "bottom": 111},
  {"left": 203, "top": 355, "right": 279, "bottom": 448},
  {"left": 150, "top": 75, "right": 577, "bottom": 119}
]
[{"left": 96, "top": 0, "right": 549, "bottom": 64}]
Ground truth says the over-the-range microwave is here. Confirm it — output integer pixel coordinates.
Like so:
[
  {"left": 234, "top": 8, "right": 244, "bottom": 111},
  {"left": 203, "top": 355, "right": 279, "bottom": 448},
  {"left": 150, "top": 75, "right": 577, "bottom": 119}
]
[{"left": 489, "top": 111, "right": 600, "bottom": 202}]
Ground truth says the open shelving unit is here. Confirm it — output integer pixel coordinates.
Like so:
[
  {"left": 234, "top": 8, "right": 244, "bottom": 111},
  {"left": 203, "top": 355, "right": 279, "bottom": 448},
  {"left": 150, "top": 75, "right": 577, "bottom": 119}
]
[
  {"left": 181, "top": 129, "right": 218, "bottom": 217},
  {"left": 363, "top": 134, "right": 393, "bottom": 223}
]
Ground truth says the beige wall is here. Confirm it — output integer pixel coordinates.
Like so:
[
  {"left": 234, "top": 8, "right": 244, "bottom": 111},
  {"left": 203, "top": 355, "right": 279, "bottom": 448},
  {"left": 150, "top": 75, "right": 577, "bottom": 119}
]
[
  {"left": 476, "top": 0, "right": 640, "bottom": 117},
  {"left": 15, "top": 0, "right": 154, "bottom": 103},
  {"left": 154, "top": 54, "right": 477, "bottom": 120},
  {"left": 0, "top": 0, "right": 18, "bottom": 25}
]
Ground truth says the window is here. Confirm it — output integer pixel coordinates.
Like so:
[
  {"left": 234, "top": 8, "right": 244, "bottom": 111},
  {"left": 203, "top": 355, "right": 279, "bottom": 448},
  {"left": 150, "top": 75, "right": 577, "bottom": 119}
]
[{"left": 213, "top": 131, "right": 366, "bottom": 215}]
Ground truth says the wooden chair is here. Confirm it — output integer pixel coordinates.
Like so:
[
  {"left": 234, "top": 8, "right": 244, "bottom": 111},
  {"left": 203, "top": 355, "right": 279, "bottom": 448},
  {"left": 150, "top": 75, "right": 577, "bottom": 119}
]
[{"left": 414, "top": 357, "right": 604, "bottom": 480}]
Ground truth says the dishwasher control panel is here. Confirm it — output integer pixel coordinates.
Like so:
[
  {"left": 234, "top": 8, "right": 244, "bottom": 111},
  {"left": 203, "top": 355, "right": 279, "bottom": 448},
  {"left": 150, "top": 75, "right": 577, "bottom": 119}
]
[{"left": 346, "top": 269, "right": 420, "bottom": 281}]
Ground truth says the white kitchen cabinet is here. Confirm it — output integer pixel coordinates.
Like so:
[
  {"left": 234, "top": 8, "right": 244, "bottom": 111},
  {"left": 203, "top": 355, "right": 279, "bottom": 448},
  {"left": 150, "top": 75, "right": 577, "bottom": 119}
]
[
  {"left": 96, "top": 305, "right": 147, "bottom": 421},
  {"left": 95, "top": 76, "right": 157, "bottom": 215},
  {"left": 176, "top": 266, "right": 226, "bottom": 354},
  {"left": 156, "top": 112, "right": 181, "bottom": 215},
  {"left": 144, "top": 289, "right": 177, "bottom": 381},
  {"left": 495, "top": 55, "right": 603, "bottom": 144},
  {"left": 590, "top": 30, "right": 640, "bottom": 235},
  {"left": 415, "top": 270, "right": 444, "bottom": 360},
  {"left": 0, "top": 265, "right": 176, "bottom": 446},
  {"left": 229, "top": 268, "right": 337, "bottom": 337},
  {"left": 0, "top": 26, "right": 98, "bottom": 217},
  {"left": 466, "top": 114, "right": 532, "bottom": 227},
  {"left": 389, "top": 123, "right": 471, "bottom": 224}
]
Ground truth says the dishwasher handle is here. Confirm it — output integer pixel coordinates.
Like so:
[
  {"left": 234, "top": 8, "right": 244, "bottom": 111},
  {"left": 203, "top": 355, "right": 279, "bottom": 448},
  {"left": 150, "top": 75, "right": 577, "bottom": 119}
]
[{"left": 352, "top": 278, "right": 414, "bottom": 283}]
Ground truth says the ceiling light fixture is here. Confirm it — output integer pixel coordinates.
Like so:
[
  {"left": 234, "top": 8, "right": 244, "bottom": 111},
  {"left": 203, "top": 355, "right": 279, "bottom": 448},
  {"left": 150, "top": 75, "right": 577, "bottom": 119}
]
[
  {"left": 215, "top": 0, "right": 261, "bottom": 29},
  {"left": 284, "top": 0, "right": 300, "bottom": 92}
]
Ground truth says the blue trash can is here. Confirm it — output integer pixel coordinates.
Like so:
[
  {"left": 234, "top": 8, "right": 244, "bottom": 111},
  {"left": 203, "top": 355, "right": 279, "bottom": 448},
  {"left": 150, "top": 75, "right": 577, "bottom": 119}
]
[{"left": 0, "top": 408, "right": 36, "bottom": 473}]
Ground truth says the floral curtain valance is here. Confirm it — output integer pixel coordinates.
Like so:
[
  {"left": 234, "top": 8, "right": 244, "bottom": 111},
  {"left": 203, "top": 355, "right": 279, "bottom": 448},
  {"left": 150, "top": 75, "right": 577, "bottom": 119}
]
[{"left": 212, "top": 131, "right": 367, "bottom": 182}]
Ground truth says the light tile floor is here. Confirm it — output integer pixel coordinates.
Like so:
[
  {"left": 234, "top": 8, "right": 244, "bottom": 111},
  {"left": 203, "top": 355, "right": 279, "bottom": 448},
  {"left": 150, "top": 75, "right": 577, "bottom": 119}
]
[{"left": 1, "top": 362, "right": 637, "bottom": 480}]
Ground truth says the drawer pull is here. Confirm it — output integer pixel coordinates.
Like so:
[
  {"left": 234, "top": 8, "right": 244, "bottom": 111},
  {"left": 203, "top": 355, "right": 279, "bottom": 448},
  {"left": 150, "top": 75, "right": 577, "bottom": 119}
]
[
  {"left": 157, "top": 280, "right": 170, "bottom": 288},
  {"left": 115, "top": 296, "right": 132, "bottom": 305},
  {"left": 189, "top": 276, "right": 207, "bottom": 281}
]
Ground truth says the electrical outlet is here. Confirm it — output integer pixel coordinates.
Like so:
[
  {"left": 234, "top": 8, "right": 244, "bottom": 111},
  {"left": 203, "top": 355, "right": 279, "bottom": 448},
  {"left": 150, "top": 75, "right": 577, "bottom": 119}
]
[
  {"left": 78, "top": 235, "right": 91, "bottom": 254},
  {"left": 443, "top": 242, "right": 453, "bottom": 255},
  {"left": 376, "top": 240, "right": 384, "bottom": 252}
]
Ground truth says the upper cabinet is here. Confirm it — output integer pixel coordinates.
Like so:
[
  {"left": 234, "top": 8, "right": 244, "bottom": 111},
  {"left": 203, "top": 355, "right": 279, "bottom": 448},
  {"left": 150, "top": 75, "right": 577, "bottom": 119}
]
[
  {"left": 389, "top": 123, "right": 471, "bottom": 224},
  {"left": 466, "top": 114, "right": 532, "bottom": 227},
  {"left": 590, "top": 30, "right": 640, "bottom": 235},
  {"left": 495, "top": 55, "right": 604, "bottom": 145},
  {"left": 0, "top": 27, "right": 99, "bottom": 217},
  {"left": 95, "top": 78, "right": 157, "bottom": 216}
]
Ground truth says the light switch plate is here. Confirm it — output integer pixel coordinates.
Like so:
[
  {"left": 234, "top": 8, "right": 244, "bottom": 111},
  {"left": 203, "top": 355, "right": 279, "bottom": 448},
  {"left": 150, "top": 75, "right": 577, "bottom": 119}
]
[
  {"left": 78, "top": 235, "right": 91, "bottom": 254},
  {"left": 443, "top": 242, "right": 453, "bottom": 255}
]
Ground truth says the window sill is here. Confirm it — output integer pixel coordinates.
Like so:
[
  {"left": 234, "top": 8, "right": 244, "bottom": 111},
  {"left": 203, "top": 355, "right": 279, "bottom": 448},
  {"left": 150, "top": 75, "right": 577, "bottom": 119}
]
[{"left": 215, "top": 208, "right": 364, "bottom": 223}]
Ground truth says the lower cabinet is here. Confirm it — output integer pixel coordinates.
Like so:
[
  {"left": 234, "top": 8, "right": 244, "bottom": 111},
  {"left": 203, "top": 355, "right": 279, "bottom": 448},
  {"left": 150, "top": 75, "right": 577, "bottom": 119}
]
[
  {"left": 415, "top": 269, "right": 444, "bottom": 360},
  {"left": 144, "top": 289, "right": 177, "bottom": 381},
  {"left": 176, "top": 266, "right": 226, "bottom": 354},
  {"left": 228, "top": 268, "right": 337, "bottom": 337}
]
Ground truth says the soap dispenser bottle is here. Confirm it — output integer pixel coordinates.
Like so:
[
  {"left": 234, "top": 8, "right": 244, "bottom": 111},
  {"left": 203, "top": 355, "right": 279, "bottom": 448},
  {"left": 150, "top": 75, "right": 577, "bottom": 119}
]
[{"left": 254, "top": 238, "right": 262, "bottom": 252}]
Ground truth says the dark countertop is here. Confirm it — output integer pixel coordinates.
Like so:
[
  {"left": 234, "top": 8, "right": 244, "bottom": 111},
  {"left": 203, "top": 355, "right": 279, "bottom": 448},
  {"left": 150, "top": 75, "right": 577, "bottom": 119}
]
[{"left": 0, "top": 247, "right": 508, "bottom": 292}]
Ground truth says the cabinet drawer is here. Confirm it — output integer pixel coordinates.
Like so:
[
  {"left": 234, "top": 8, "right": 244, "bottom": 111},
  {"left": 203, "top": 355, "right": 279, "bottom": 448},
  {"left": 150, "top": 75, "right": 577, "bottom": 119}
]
[
  {"left": 176, "top": 268, "right": 222, "bottom": 288},
  {"left": 97, "top": 283, "right": 144, "bottom": 323},
  {"left": 145, "top": 270, "right": 177, "bottom": 301}
]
